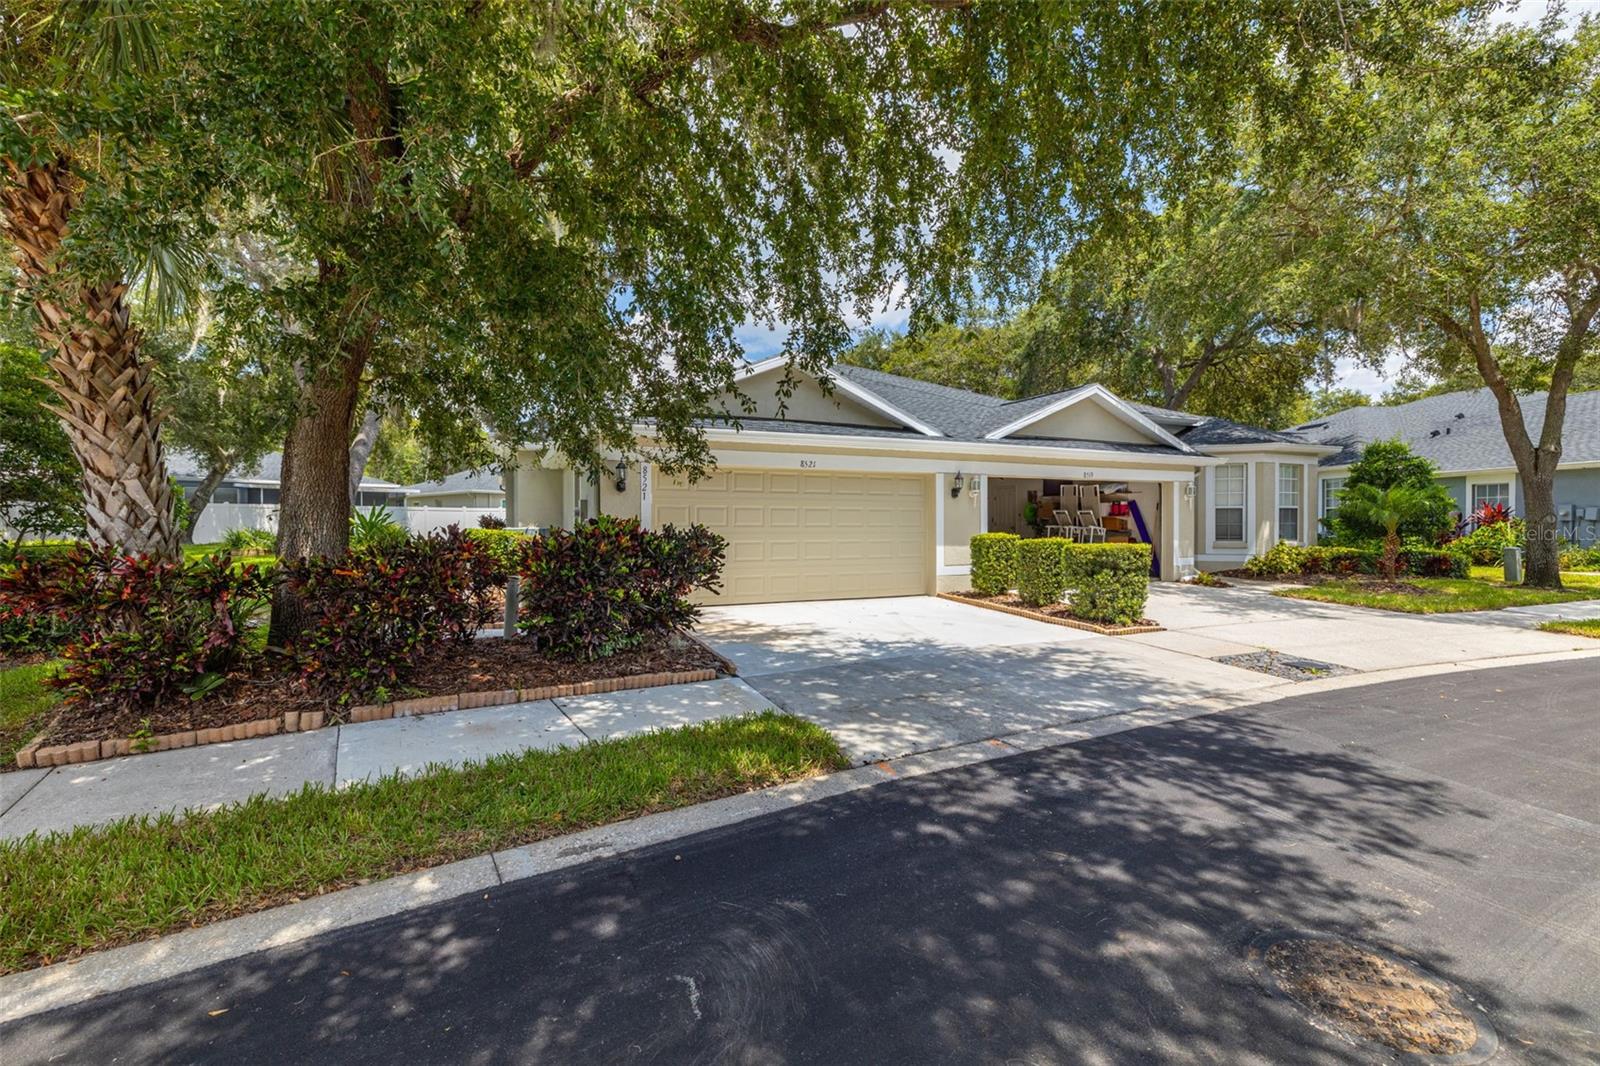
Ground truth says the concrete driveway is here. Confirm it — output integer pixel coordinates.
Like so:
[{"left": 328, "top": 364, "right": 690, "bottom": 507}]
[{"left": 697, "top": 587, "right": 1593, "bottom": 764}]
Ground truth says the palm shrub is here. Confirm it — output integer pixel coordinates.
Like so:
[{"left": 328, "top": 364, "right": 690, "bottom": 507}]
[
  {"left": 1328, "top": 440, "right": 1455, "bottom": 544},
  {"left": 1337, "top": 484, "right": 1456, "bottom": 580},
  {"left": 969, "top": 533, "right": 1020, "bottom": 595},
  {"left": 349, "top": 505, "right": 408, "bottom": 552}
]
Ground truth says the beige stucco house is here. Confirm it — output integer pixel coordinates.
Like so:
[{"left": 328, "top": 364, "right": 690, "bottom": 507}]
[{"left": 507, "top": 361, "right": 1337, "bottom": 604}]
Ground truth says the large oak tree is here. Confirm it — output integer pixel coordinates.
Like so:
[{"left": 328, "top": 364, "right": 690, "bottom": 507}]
[
  {"left": 7, "top": 1, "right": 1477, "bottom": 637},
  {"left": 1295, "top": 15, "right": 1599, "bottom": 587}
]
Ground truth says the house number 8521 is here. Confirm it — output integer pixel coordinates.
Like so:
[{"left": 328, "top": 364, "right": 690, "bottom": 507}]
[{"left": 799, "top": 460, "right": 817, "bottom": 469}]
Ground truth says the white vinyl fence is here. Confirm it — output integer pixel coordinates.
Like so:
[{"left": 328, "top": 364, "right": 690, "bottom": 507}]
[{"left": 189, "top": 504, "right": 505, "bottom": 544}]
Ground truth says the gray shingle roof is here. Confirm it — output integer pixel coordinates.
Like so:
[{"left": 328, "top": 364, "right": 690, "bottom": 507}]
[
  {"left": 828, "top": 366, "right": 1199, "bottom": 454},
  {"left": 1130, "top": 402, "right": 1319, "bottom": 447},
  {"left": 1292, "top": 388, "right": 1600, "bottom": 470},
  {"left": 404, "top": 469, "right": 504, "bottom": 495},
  {"left": 705, "top": 414, "right": 1193, "bottom": 457},
  {"left": 165, "top": 450, "right": 402, "bottom": 490}
]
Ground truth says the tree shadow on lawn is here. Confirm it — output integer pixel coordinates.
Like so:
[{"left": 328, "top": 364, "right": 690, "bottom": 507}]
[{"left": 7, "top": 710, "right": 1594, "bottom": 1065}]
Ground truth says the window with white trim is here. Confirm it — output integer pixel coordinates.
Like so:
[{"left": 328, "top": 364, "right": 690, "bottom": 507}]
[
  {"left": 1471, "top": 482, "right": 1511, "bottom": 512},
  {"left": 1214, "top": 463, "right": 1247, "bottom": 543},
  {"left": 1320, "top": 477, "right": 1345, "bottom": 517},
  {"left": 1278, "top": 464, "right": 1301, "bottom": 543}
]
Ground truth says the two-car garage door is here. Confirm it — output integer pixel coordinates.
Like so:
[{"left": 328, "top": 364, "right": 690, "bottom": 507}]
[{"left": 653, "top": 470, "right": 930, "bottom": 604}]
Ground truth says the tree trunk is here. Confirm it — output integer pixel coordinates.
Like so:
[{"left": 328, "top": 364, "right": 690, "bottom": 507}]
[
  {"left": 1521, "top": 471, "right": 1563, "bottom": 588},
  {"left": 267, "top": 349, "right": 368, "bottom": 646},
  {"left": 347, "top": 406, "right": 382, "bottom": 505},
  {"left": 1, "top": 159, "right": 179, "bottom": 558},
  {"left": 181, "top": 462, "right": 232, "bottom": 544}
]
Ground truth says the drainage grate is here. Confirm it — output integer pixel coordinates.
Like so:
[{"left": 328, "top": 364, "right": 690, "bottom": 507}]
[
  {"left": 1213, "top": 651, "right": 1354, "bottom": 681},
  {"left": 1248, "top": 931, "right": 1497, "bottom": 1062}
]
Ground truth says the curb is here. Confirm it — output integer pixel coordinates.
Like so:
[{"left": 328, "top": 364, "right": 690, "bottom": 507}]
[{"left": 3, "top": 645, "right": 1597, "bottom": 1022}]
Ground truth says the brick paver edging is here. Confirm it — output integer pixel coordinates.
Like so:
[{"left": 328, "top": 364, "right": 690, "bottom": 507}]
[
  {"left": 936, "top": 592, "right": 1164, "bottom": 636},
  {"left": 15, "top": 667, "right": 724, "bottom": 770}
]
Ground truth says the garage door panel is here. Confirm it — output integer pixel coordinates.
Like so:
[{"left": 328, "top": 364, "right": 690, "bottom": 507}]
[{"left": 654, "top": 469, "right": 928, "bottom": 604}]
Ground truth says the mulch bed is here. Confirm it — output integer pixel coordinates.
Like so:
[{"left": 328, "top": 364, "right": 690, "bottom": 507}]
[
  {"left": 942, "top": 591, "right": 1161, "bottom": 635},
  {"left": 0, "top": 651, "right": 50, "bottom": 672},
  {"left": 31, "top": 634, "right": 725, "bottom": 750}
]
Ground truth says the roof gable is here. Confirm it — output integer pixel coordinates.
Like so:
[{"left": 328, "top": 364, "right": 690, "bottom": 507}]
[
  {"left": 724, "top": 358, "right": 942, "bottom": 436},
  {"left": 982, "top": 385, "right": 1193, "bottom": 452}
]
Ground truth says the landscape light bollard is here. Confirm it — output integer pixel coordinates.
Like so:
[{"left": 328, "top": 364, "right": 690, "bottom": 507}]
[
  {"left": 504, "top": 575, "right": 520, "bottom": 633},
  {"left": 1503, "top": 546, "right": 1522, "bottom": 585}
]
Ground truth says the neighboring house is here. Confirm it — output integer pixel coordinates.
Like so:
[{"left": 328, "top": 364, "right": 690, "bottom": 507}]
[
  {"left": 507, "top": 360, "right": 1340, "bottom": 603},
  {"left": 169, "top": 451, "right": 407, "bottom": 511},
  {"left": 1292, "top": 388, "right": 1600, "bottom": 547},
  {"left": 404, "top": 470, "right": 506, "bottom": 510}
]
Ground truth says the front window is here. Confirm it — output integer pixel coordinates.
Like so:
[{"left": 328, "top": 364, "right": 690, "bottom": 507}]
[
  {"left": 1278, "top": 464, "right": 1301, "bottom": 543},
  {"left": 1471, "top": 482, "right": 1511, "bottom": 513},
  {"left": 1320, "top": 477, "right": 1345, "bottom": 517},
  {"left": 1214, "top": 463, "right": 1246, "bottom": 543}
]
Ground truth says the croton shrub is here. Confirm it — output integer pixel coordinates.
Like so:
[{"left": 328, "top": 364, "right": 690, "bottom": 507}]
[
  {"left": 518, "top": 516, "right": 725, "bottom": 660},
  {"left": 280, "top": 527, "right": 500, "bottom": 700},
  {"left": 0, "top": 546, "right": 271, "bottom": 707},
  {"left": 969, "top": 532, "right": 1020, "bottom": 595},
  {"left": 1243, "top": 542, "right": 1469, "bottom": 579}
]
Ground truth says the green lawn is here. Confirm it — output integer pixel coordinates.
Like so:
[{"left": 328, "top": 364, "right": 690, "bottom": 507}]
[
  {"left": 1538, "top": 618, "right": 1600, "bottom": 639},
  {"left": 184, "top": 542, "right": 278, "bottom": 571},
  {"left": 0, "top": 659, "right": 62, "bottom": 765},
  {"left": 0, "top": 711, "right": 846, "bottom": 973},
  {"left": 1277, "top": 570, "right": 1600, "bottom": 614}
]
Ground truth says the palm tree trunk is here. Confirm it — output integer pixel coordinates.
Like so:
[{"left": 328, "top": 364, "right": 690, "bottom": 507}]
[{"left": 1, "top": 159, "right": 179, "bottom": 559}]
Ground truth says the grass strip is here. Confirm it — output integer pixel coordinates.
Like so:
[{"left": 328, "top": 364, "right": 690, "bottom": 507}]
[
  {"left": 0, "top": 711, "right": 846, "bottom": 974},
  {"left": 1537, "top": 618, "right": 1600, "bottom": 639},
  {"left": 1275, "top": 575, "right": 1599, "bottom": 614},
  {"left": 0, "top": 659, "right": 62, "bottom": 764}
]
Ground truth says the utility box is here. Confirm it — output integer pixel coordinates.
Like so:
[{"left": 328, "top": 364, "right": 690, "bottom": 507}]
[{"left": 1503, "top": 546, "right": 1523, "bottom": 584}]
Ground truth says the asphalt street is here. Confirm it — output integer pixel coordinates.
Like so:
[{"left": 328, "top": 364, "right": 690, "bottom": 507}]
[{"left": 3, "top": 659, "right": 1597, "bottom": 1064}]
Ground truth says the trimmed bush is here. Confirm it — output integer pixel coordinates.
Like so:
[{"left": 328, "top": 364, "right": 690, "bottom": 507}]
[
  {"left": 1016, "top": 538, "right": 1072, "bottom": 607},
  {"left": 1065, "top": 543, "right": 1152, "bottom": 625},
  {"left": 1242, "top": 541, "right": 1307, "bottom": 577},
  {"left": 1, "top": 547, "right": 271, "bottom": 708},
  {"left": 518, "top": 517, "right": 725, "bottom": 660},
  {"left": 279, "top": 527, "right": 495, "bottom": 701},
  {"left": 970, "top": 533, "right": 1020, "bottom": 595},
  {"left": 464, "top": 527, "right": 533, "bottom": 582}
]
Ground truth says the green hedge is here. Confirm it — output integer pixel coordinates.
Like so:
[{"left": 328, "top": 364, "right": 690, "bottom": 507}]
[
  {"left": 1015, "top": 539, "right": 1153, "bottom": 624},
  {"left": 464, "top": 527, "right": 534, "bottom": 581},
  {"left": 1017, "top": 538, "right": 1072, "bottom": 607},
  {"left": 1068, "top": 543, "right": 1152, "bottom": 624},
  {"left": 969, "top": 533, "right": 1020, "bottom": 595}
]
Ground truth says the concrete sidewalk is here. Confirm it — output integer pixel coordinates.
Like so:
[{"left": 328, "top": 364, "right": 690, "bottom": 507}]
[{"left": 0, "top": 677, "right": 771, "bottom": 840}]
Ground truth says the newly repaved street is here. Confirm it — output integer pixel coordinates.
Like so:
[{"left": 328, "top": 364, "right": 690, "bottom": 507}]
[{"left": 4, "top": 657, "right": 1595, "bottom": 1063}]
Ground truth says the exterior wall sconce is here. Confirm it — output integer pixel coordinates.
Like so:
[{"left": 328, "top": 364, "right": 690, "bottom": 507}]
[
  {"left": 613, "top": 459, "right": 628, "bottom": 493},
  {"left": 951, "top": 472, "right": 964, "bottom": 498},
  {"left": 968, "top": 474, "right": 982, "bottom": 499},
  {"left": 1184, "top": 478, "right": 1197, "bottom": 500}
]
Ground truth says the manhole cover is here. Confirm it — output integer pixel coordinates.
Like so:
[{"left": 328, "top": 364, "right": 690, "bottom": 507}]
[{"left": 1247, "top": 931, "right": 1497, "bottom": 1062}]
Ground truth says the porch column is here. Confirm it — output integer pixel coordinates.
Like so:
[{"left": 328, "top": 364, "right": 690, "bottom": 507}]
[{"left": 1162, "top": 481, "right": 1182, "bottom": 581}]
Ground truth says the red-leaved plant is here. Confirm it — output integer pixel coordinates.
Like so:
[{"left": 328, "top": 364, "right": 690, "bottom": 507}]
[
  {"left": 1, "top": 547, "right": 271, "bottom": 708},
  {"left": 278, "top": 526, "right": 499, "bottom": 701},
  {"left": 517, "top": 516, "right": 724, "bottom": 660}
]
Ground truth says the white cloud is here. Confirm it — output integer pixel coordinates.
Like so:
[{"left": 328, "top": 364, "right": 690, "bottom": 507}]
[
  {"left": 1487, "top": 0, "right": 1596, "bottom": 28},
  {"left": 1333, "top": 352, "right": 1406, "bottom": 398}
]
